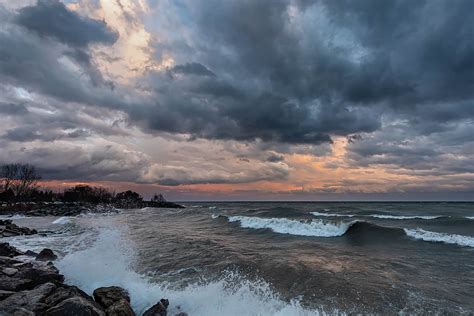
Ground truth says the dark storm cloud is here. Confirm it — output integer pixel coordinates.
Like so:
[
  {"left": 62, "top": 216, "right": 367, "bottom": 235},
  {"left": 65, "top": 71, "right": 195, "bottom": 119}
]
[
  {"left": 3, "top": 0, "right": 472, "bottom": 147},
  {"left": 170, "top": 63, "right": 215, "bottom": 77},
  {"left": 16, "top": 0, "right": 117, "bottom": 47},
  {"left": 0, "top": 102, "right": 28, "bottom": 115}
]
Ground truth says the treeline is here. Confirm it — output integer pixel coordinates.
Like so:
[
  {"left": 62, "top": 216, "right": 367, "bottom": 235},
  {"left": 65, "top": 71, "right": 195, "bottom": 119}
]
[{"left": 0, "top": 163, "right": 168, "bottom": 206}]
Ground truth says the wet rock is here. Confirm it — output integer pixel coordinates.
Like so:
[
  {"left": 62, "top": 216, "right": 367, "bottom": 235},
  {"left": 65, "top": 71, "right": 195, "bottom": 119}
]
[
  {"left": 2, "top": 267, "right": 19, "bottom": 276},
  {"left": 0, "top": 242, "right": 24, "bottom": 257},
  {"left": 0, "top": 275, "right": 33, "bottom": 291},
  {"left": 105, "top": 298, "right": 135, "bottom": 316},
  {"left": 44, "top": 296, "right": 106, "bottom": 316},
  {"left": 93, "top": 286, "right": 134, "bottom": 316},
  {"left": 0, "top": 289, "right": 15, "bottom": 300},
  {"left": 36, "top": 248, "right": 58, "bottom": 261},
  {"left": 0, "top": 220, "right": 37, "bottom": 237},
  {"left": 18, "top": 261, "right": 64, "bottom": 288},
  {"left": 24, "top": 250, "right": 38, "bottom": 257},
  {"left": 142, "top": 299, "right": 169, "bottom": 316},
  {"left": 0, "top": 282, "right": 56, "bottom": 314},
  {"left": 93, "top": 286, "right": 131, "bottom": 308},
  {"left": 43, "top": 284, "right": 91, "bottom": 307}
]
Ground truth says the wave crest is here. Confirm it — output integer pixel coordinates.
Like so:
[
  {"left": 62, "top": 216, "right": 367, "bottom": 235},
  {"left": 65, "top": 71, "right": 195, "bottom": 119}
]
[
  {"left": 225, "top": 215, "right": 354, "bottom": 237},
  {"left": 404, "top": 228, "right": 474, "bottom": 248}
]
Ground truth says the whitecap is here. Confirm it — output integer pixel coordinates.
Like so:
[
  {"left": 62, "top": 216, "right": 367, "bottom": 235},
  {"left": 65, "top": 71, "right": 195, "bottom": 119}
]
[
  {"left": 367, "top": 214, "right": 443, "bottom": 220},
  {"left": 310, "top": 212, "right": 443, "bottom": 220},
  {"left": 311, "top": 211, "right": 355, "bottom": 218},
  {"left": 225, "top": 215, "right": 353, "bottom": 237},
  {"left": 52, "top": 216, "right": 72, "bottom": 225},
  {"left": 57, "top": 226, "right": 322, "bottom": 316},
  {"left": 404, "top": 228, "right": 474, "bottom": 248}
]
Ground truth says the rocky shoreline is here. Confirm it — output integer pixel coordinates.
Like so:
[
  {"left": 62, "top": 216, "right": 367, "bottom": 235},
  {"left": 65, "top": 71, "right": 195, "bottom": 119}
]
[
  {"left": 0, "top": 222, "right": 183, "bottom": 315},
  {"left": 0, "top": 201, "right": 184, "bottom": 218}
]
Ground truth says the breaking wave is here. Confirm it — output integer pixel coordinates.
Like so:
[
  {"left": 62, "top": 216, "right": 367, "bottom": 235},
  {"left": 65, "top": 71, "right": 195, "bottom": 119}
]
[
  {"left": 223, "top": 215, "right": 354, "bottom": 237},
  {"left": 57, "top": 225, "right": 318, "bottom": 316},
  {"left": 404, "top": 228, "right": 474, "bottom": 248},
  {"left": 311, "top": 212, "right": 443, "bottom": 220},
  {"left": 52, "top": 216, "right": 73, "bottom": 225}
]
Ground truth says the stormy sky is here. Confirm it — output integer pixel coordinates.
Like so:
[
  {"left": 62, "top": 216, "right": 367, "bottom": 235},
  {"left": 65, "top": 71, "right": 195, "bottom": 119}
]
[{"left": 0, "top": 0, "right": 473, "bottom": 200}]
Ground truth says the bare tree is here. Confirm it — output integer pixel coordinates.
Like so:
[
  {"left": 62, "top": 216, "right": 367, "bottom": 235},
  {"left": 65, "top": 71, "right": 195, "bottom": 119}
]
[{"left": 0, "top": 164, "right": 41, "bottom": 199}]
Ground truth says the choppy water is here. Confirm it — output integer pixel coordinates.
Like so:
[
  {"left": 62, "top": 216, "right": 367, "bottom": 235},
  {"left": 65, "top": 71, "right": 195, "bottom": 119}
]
[{"left": 2, "top": 202, "right": 474, "bottom": 315}]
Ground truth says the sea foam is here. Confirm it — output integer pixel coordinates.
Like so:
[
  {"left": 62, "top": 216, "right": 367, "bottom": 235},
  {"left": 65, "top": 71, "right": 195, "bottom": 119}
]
[
  {"left": 311, "top": 212, "right": 443, "bottom": 220},
  {"left": 52, "top": 216, "right": 72, "bottom": 225},
  {"left": 226, "top": 215, "right": 353, "bottom": 237},
  {"left": 57, "top": 225, "right": 319, "bottom": 316},
  {"left": 404, "top": 228, "right": 474, "bottom": 248}
]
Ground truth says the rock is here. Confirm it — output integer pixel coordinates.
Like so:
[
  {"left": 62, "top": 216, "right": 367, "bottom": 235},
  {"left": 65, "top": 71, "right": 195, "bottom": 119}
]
[
  {"left": 18, "top": 261, "right": 64, "bottom": 288},
  {"left": 0, "top": 282, "right": 56, "bottom": 314},
  {"left": 142, "top": 299, "right": 169, "bottom": 316},
  {"left": 36, "top": 248, "right": 58, "bottom": 261},
  {"left": 24, "top": 250, "right": 38, "bottom": 257},
  {"left": 93, "top": 286, "right": 134, "bottom": 316},
  {"left": 0, "top": 220, "right": 37, "bottom": 237},
  {"left": 105, "top": 298, "right": 135, "bottom": 316},
  {"left": 43, "top": 285, "right": 91, "bottom": 307},
  {"left": 0, "top": 289, "right": 15, "bottom": 300},
  {"left": 2, "top": 267, "right": 19, "bottom": 276},
  {"left": 93, "top": 286, "right": 131, "bottom": 308},
  {"left": 44, "top": 296, "right": 106, "bottom": 316},
  {"left": 0, "top": 275, "right": 33, "bottom": 291},
  {"left": 0, "top": 255, "right": 23, "bottom": 265},
  {"left": 0, "top": 242, "right": 23, "bottom": 257}
]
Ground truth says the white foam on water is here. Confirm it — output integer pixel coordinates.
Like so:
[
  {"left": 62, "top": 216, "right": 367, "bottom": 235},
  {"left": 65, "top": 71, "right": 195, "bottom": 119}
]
[
  {"left": 404, "top": 228, "right": 474, "bottom": 248},
  {"left": 52, "top": 216, "right": 72, "bottom": 225},
  {"left": 56, "top": 226, "right": 321, "bottom": 316},
  {"left": 367, "top": 214, "right": 443, "bottom": 220},
  {"left": 465, "top": 216, "right": 474, "bottom": 220},
  {"left": 225, "top": 215, "right": 353, "bottom": 237},
  {"left": 311, "top": 212, "right": 355, "bottom": 218},
  {"left": 311, "top": 212, "right": 443, "bottom": 220},
  {"left": 0, "top": 214, "right": 28, "bottom": 220},
  {"left": 211, "top": 213, "right": 219, "bottom": 219}
]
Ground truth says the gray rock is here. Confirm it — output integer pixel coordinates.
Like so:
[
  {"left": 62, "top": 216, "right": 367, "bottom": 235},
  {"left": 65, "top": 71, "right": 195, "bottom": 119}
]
[
  {"left": 142, "top": 299, "right": 169, "bottom": 316},
  {"left": 2, "top": 267, "right": 19, "bottom": 276},
  {"left": 44, "top": 296, "right": 106, "bottom": 316},
  {"left": 43, "top": 285, "right": 91, "bottom": 307},
  {"left": 0, "top": 243, "right": 23, "bottom": 257},
  {"left": 105, "top": 298, "right": 135, "bottom": 316},
  {"left": 93, "top": 286, "right": 131, "bottom": 308},
  {"left": 0, "top": 289, "right": 15, "bottom": 300},
  {"left": 36, "top": 248, "right": 58, "bottom": 261},
  {"left": 0, "top": 275, "right": 33, "bottom": 291},
  {"left": 0, "top": 282, "right": 56, "bottom": 314},
  {"left": 93, "top": 286, "right": 134, "bottom": 316}
]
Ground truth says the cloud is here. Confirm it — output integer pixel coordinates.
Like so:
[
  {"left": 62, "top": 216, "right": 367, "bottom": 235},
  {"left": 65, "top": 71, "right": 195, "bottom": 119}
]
[
  {"left": 170, "top": 63, "right": 215, "bottom": 77},
  {"left": 0, "top": 0, "right": 473, "bottom": 194},
  {"left": 16, "top": 0, "right": 118, "bottom": 47}
]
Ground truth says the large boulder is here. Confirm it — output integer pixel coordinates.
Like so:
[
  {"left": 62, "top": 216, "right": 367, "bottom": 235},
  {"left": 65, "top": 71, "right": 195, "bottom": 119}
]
[
  {"left": 17, "top": 261, "right": 64, "bottom": 288},
  {"left": 43, "top": 284, "right": 91, "bottom": 307},
  {"left": 105, "top": 298, "right": 135, "bottom": 316},
  {"left": 44, "top": 296, "right": 106, "bottom": 316},
  {"left": 0, "top": 282, "right": 56, "bottom": 314},
  {"left": 0, "top": 242, "right": 23, "bottom": 257},
  {"left": 93, "top": 286, "right": 134, "bottom": 316},
  {"left": 36, "top": 248, "right": 58, "bottom": 261},
  {"left": 142, "top": 299, "right": 169, "bottom": 316}
]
